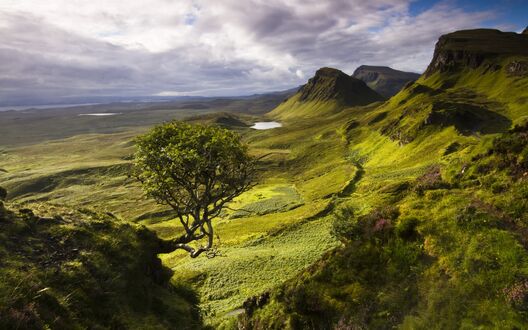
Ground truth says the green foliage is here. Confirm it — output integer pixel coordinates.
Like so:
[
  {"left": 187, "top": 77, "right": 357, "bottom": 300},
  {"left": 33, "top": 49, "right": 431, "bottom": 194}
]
[
  {"left": 330, "top": 205, "right": 358, "bottom": 242},
  {"left": 134, "top": 121, "right": 255, "bottom": 257},
  {"left": 2, "top": 33, "right": 528, "bottom": 328},
  {"left": 332, "top": 205, "right": 400, "bottom": 243},
  {"left": 134, "top": 121, "right": 254, "bottom": 210},
  {"left": 413, "top": 165, "right": 449, "bottom": 196},
  {"left": 227, "top": 185, "right": 303, "bottom": 219},
  {"left": 242, "top": 205, "right": 424, "bottom": 329},
  {"left": 395, "top": 217, "right": 419, "bottom": 240}
]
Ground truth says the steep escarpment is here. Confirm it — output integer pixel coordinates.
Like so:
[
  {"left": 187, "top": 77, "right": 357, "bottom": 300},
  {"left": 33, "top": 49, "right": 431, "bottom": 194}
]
[
  {"left": 424, "top": 29, "right": 528, "bottom": 76},
  {"left": 375, "top": 28, "right": 528, "bottom": 144},
  {"left": 352, "top": 65, "right": 420, "bottom": 97},
  {"left": 299, "top": 67, "right": 384, "bottom": 105},
  {"left": 270, "top": 67, "right": 383, "bottom": 119}
]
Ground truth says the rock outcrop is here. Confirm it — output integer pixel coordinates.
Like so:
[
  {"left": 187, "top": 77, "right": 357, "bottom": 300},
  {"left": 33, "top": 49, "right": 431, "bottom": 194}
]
[
  {"left": 352, "top": 65, "right": 420, "bottom": 97},
  {"left": 298, "top": 67, "right": 384, "bottom": 106},
  {"left": 424, "top": 29, "right": 528, "bottom": 76}
]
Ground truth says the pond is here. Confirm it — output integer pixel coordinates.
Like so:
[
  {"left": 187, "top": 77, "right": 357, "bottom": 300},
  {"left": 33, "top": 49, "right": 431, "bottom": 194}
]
[
  {"left": 78, "top": 113, "right": 122, "bottom": 116},
  {"left": 250, "top": 121, "right": 282, "bottom": 130}
]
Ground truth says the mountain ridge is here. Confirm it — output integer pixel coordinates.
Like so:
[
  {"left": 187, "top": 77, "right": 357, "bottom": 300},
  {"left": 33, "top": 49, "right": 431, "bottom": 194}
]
[
  {"left": 424, "top": 28, "right": 528, "bottom": 76},
  {"left": 352, "top": 65, "right": 421, "bottom": 97},
  {"left": 298, "top": 67, "right": 384, "bottom": 105},
  {"left": 270, "top": 67, "right": 383, "bottom": 119},
  {"left": 239, "top": 26, "right": 528, "bottom": 329}
]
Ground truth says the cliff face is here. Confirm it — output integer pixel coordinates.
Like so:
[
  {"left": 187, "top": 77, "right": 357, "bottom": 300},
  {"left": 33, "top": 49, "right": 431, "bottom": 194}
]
[
  {"left": 298, "top": 67, "right": 384, "bottom": 106},
  {"left": 352, "top": 65, "right": 420, "bottom": 97},
  {"left": 424, "top": 29, "right": 528, "bottom": 76}
]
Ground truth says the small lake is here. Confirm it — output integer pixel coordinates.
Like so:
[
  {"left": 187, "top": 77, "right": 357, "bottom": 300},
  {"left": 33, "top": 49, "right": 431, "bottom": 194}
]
[
  {"left": 78, "top": 113, "right": 122, "bottom": 116},
  {"left": 251, "top": 121, "right": 282, "bottom": 130}
]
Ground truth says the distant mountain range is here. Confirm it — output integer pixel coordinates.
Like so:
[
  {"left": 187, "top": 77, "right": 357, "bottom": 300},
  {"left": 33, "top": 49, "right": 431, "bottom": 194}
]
[{"left": 352, "top": 65, "right": 420, "bottom": 97}]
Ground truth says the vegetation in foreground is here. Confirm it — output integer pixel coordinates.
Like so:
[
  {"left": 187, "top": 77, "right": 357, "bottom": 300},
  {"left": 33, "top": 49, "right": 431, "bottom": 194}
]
[
  {"left": 0, "top": 199, "right": 203, "bottom": 329},
  {"left": 133, "top": 122, "right": 256, "bottom": 258}
]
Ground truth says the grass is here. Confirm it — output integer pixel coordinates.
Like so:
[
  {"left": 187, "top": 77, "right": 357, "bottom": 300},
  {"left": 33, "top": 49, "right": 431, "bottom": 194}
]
[
  {"left": 225, "top": 184, "right": 303, "bottom": 219},
  {"left": 1, "top": 37, "right": 527, "bottom": 328},
  {"left": 233, "top": 48, "right": 528, "bottom": 328},
  {"left": 165, "top": 215, "right": 338, "bottom": 324},
  {"left": 0, "top": 202, "right": 202, "bottom": 329}
]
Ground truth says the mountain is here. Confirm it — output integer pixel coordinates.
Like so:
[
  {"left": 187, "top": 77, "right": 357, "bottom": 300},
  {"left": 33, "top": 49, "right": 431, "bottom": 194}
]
[
  {"left": 424, "top": 28, "right": 528, "bottom": 76},
  {"left": 3, "top": 27, "right": 528, "bottom": 330},
  {"left": 298, "top": 67, "right": 384, "bottom": 105},
  {"left": 377, "top": 28, "right": 528, "bottom": 144},
  {"left": 352, "top": 65, "right": 421, "bottom": 97},
  {"left": 239, "top": 28, "right": 528, "bottom": 329},
  {"left": 270, "top": 67, "right": 384, "bottom": 119}
]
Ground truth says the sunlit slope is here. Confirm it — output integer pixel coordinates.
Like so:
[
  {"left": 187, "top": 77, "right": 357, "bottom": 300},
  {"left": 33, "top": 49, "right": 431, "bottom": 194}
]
[
  {"left": 270, "top": 67, "right": 383, "bottom": 119},
  {"left": 238, "top": 28, "right": 528, "bottom": 329},
  {"left": 1, "top": 28, "right": 527, "bottom": 329},
  {"left": 377, "top": 29, "right": 528, "bottom": 144},
  {"left": 0, "top": 113, "right": 255, "bottom": 221},
  {"left": 160, "top": 108, "right": 367, "bottom": 322}
]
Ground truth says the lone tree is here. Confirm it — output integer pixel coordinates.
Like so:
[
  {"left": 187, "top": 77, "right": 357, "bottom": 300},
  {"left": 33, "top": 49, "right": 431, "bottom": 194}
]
[{"left": 133, "top": 121, "right": 256, "bottom": 258}]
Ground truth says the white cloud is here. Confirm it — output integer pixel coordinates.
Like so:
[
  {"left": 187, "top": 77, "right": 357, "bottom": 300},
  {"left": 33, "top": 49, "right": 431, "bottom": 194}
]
[
  {"left": 295, "top": 69, "right": 304, "bottom": 79},
  {"left": 0, "top": 0, "right": 497, "bottom": 104}
]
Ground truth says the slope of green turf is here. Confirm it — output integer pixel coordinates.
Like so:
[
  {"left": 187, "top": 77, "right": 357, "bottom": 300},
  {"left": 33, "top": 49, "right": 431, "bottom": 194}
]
[{"left": 0, "top": 202, "right": 202, "bottom": 329}]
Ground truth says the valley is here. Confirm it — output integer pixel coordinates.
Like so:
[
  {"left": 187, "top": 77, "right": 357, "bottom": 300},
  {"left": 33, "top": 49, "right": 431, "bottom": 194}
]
[{"left": 1, "top": 27, "right": 528, "bottom": 329}]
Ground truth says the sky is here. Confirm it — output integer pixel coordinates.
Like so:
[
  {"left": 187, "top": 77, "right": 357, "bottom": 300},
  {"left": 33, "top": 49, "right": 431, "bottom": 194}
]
[{"left": 0, "top": 0, "right": 526, "bottom": 105}]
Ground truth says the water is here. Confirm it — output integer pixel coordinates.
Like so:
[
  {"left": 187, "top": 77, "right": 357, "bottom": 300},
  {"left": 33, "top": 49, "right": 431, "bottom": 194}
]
[
  {"left": 251, "top": 121, "right": 282, "bottom": 130},
  {"left": 78, "top": 113, "right": 122, "bottom": 116}
]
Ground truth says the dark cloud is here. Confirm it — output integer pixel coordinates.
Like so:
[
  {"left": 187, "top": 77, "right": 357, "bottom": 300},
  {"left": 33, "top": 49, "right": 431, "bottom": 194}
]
[{"left": 0, "top": 1, "right": 496, "bottom": 105}]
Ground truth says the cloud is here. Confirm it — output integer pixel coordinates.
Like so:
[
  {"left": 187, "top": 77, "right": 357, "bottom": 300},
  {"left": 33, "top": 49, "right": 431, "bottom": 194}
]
[{"left": 0, "top": 0, "right": 497, "bottom": 104}]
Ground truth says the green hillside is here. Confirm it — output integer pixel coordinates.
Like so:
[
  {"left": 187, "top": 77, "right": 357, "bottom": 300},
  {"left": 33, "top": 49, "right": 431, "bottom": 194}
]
[
  {"left": 238, "top": 28, "right": 528, "bottom": 329},
  {"left": 270, "top": 67, "right": 384, "bottom": 119},
  {"left": 0, "top": 201, "right": 202, "bottom": 329}
]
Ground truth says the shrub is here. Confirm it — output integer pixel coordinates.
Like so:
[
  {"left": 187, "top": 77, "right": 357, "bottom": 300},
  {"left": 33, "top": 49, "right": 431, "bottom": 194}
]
[
  {"left": 331, "top": 206, "right": 360, "bottom": 242},
  {"left": 504, "top": 279, "right": 528, "bottom": 311},
  {"left": 0, "top": 186, "right": 6, "bottom": 201},
  {"left": 331, "top": 205, "right": 399, "bottom": 243},
  {"left": 413, "top": 166, "right": 449, "bottom": 195},
  {"left": 395, "top": 217, "right": 419, "bottom": 240}
]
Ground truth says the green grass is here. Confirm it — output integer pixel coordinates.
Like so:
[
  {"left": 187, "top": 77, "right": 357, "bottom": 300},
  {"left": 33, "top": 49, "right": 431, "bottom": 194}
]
[
  {"left": 1, "top": 42, "right": 527, "bottom": 328},
  {"left": 234, "top": 52, "right": 528, "bottom": 328},
  {"left": 0, "top": 202, "right": 202, "bottom": 329},
  {"left": 165, "top": 216, "right": 338, "bottom": 325}
]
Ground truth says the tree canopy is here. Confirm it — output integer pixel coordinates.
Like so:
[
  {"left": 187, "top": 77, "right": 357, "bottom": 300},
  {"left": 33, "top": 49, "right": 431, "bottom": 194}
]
[{"left": 133, "top": 121, "right": 255, "bottom": 258}]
